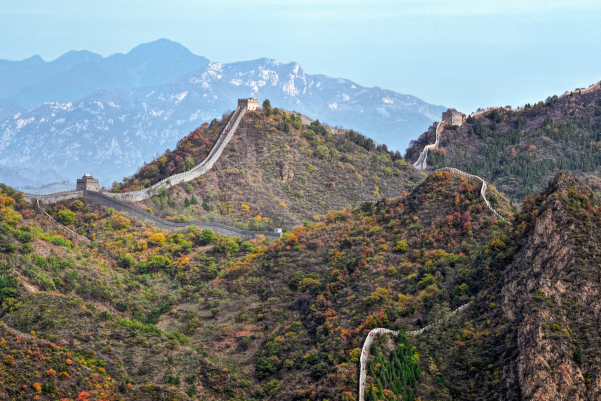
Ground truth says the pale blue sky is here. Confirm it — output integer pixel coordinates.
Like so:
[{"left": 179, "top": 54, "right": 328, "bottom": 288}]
[{"left": 1, "top": 0, "right": 600, "bottom": 112}]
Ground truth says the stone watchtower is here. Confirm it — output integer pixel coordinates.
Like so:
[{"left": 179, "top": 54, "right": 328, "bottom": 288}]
[
  {"left": 442, "top": 108, "right": 465, "bottom": 126},
  {"left": 238, "top": 98, "right": 259, "bottom": 111},
  {"left": 76, "top": 174, "right": 100, "bottom": 191}
]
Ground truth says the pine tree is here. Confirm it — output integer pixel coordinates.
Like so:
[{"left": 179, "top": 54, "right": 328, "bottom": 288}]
[
  {"left": 184, "top": 197, "right": 190, "bottom": 207},
  {"left": 190, "top": 195, "right": 198, "bottom": 205}
]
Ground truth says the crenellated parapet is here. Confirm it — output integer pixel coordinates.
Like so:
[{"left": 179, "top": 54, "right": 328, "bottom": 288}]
[
  {"left": 113, "top": 106, "right": 247, "bottom": 202},
  {"left": 85, "top": 190, "right": 282, "bottom": 240},
  {"left": 24, "top": 190, "right": 83, "bottom": 204}
]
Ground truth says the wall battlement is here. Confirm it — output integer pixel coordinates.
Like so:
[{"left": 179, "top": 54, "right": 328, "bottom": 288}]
[
  {"left": 76, "top": 174, "right": 99, "bottom": 191},
  {"left": 238, "top": 98, "right": 259, "bottom": 110}
]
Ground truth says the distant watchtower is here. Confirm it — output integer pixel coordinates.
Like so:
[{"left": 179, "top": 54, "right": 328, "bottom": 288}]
[
  {"left": 442, "top": 108, "right": 465, "bottom": 126},
  {"left": 238, "top": 98, "right": 259, "bottom": 111},
  {"left": 76, "top": 174, "right": 100, "bottom": 191}
]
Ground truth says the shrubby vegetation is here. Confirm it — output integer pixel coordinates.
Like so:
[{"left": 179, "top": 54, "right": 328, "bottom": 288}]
[{"left": 413, "top": 90, "right": 601, "bottom": 199}]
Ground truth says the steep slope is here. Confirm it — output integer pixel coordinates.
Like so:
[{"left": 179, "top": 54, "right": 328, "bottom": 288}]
[
  {"left": 0, "top": 166, "right": 513, "bottom": 400},
  {"left": 117, "top": 106, "right": 425, "bottom": 231},
  {"left": 406, "top": 85, "right": 601, "bottom": 200},
  {"left": 362, "top": 171, "right": 601, "bottom": 400}
]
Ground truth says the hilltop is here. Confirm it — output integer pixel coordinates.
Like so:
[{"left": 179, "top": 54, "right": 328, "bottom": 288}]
[
  {"left": 6, "top": 152, "right": 601, "bottom": 399},
  {"left": 0, "top": 41, "right": 443, "bottom": 189},
  {"left": 0, "top": 163, "right": 514, "bottom": 400},
  {"left": 406, "top": 84, "right": 601, "bottom": 200},
  {"left": 112, "top": 104, "right": 424, "bottom": 231}
]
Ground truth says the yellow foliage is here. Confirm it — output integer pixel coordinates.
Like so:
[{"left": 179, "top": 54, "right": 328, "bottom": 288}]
[
  {"left": 135, "top": 240, "right": 147, "bottom": 251},
  {"left": 174, "top": 256, "right": 190, "bottom": 266},
  {"left": 279, "top": 202, "right": 288, "bottom": 208},
  {"left": 111, "top": 213, "right": 131, "bottom": 230},
  {"left": 149, "top": 233, "right": 165, "bottom": 246},
  {"left": 241, "top": 204, "right": 250, "bottom": 212}
]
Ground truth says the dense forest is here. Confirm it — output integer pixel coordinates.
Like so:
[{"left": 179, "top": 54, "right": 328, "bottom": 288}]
[{"left": 407, "top": 89, "right": 601, "bottom": 199}]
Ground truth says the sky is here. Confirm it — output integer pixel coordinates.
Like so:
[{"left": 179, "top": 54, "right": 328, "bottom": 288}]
[{"left": 1, "top": 0, "right": 600, "bottom": 113}]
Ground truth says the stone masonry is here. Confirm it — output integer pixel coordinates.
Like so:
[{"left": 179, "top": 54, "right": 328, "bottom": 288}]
[
  {"left": 76, "top": 174, "right": 100, "bottom": 191},
  {"left": 238, "top": 98, "right": 259, "bottom": 110},
  {"left": 442, "top": 108, "right": 465, "bottom": 126}
]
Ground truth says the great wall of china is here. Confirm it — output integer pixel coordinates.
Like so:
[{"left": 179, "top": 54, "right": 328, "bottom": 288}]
[
  {"left": 469, "top": 79, "right": 601, "bottom": 118},
  {"left": 357, "top": 108, "right": 515, "bottom": 400},
  {"left": 412, "top": 122, "right": 443, "bottom": 171},
  {"left": 358, "top": 303, "right": 471, "bottom": 401},
  {"left": 23, "top": 103, "right": 282, "bottom": 241}
]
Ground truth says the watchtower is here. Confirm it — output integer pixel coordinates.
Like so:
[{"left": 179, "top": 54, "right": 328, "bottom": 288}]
[
  {"left": 238, "top": 98, "right": 259, "bottom": 111},
  {"left": 76, "top": 174, "right": 100, "bottom": 191},
  {"left": 442, "top": 108, "right": 465, "bottom": 126}
]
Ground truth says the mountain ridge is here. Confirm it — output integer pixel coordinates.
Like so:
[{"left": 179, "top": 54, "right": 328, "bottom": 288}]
[{"left": 0, "top": 51, "right": 444, "bottom": 188}]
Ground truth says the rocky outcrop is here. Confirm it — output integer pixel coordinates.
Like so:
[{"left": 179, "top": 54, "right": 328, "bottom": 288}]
[{"left": 498, "top": 172, "right": 601, "bottom": 400}]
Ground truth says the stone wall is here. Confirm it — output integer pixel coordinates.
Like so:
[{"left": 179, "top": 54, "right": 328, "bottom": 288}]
[
  {"left": 24, "top": 190, "right": 83, "bottom": 204},
  {"left": 112, "top": 106, "right": 247, "bottom": 202},
  {"left": 84, "top": 190, "right": 281, "bottom": 240},
  {"left": 34, "top": 199, "right": 91, "bottom": 244},
  {"left": 238, "top": 98, "right": 259, "bottom": 110}
]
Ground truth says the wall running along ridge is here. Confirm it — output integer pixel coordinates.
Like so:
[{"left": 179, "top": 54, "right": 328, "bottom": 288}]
[
  {"left": 84, "top": 190, "right": 281, "bottom": 240},
  {"left": 358, "top": 303, "right": 471, "bottom": 401},
  {"left": 35, "top": 199, "right": 91, "bottom": 244},
  {"left": 21, "top": 106, "right": 281, "bottom": 239},
  {"left": 470, "top": 79, "right": 601, "bottom": 118},
  {"left": 412, "top": 122, "right": 443, "bottom": 171},
  {"left": 22, "top": 106, "right": 246, "bottom": 204},
  {"left": 113, "top": 106, "right": 247, "bottom": 202},
  {"left": 433, "top": 167, "right": 511, "bottom": 224},
  {"left": 412, "top": 119, "right": 510, "bottom": 224}
]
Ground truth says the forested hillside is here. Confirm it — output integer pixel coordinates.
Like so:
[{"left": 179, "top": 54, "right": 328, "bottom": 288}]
[
  {"left": 113, "top": 104, "right": 423, "bottom": 231},
  {"left": 0, "top": 167, "right": 515, "bottom": 400},
  {"left": 3, "top": 146, "right": 601, "bottom": 400},
  {"left": 366, "top": 171, "right": 601, "bottom": 400},
  {"left": 405, "top": 86, "right": 601, "bottom": 200}
]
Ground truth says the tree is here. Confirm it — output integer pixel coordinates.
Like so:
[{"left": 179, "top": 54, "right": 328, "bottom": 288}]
[
  {"left": 118, "top": 253, "right": 134, "bottom": 268},
  {"left": 184, "top": 197, "right": 191, "bottom": 207},
  {"left": 277, "top": 120, "right": 290, "bottom": 133},
  {"left": 70, "top": 200, "right": 84, "bottom": 211},
  {"left": 310, "top": 362, "right": 329, "bottom": 379},
  {"left": 199, "top": 229, "right": 216, "bottom": 244},
  {"left": 256, "top": 356, "right": 278, "bottom": 379},
  {"left": 184, "top": 157, "right": 195, "bottom": 171},
  {"left": 262, "top": 99, "right": 273, "bottom": 116},
  {"left": 190, "top": 195, "right": 198, "bottom": 205},
  {"left": 57, "top": 210, "right": 75, "bottom": 225},
  {"left": 111, "top": 214, "right": 131, "bottom": 230}
]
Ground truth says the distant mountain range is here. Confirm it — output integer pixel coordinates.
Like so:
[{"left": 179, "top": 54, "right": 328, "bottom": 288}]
[{"left": 0, "top": 39, "right": 445, "bottom": 190}]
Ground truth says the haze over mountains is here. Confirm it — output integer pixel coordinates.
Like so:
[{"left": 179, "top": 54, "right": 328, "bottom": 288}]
[{"left": 0, "top": 39, "right": 444, "bottom": 190}]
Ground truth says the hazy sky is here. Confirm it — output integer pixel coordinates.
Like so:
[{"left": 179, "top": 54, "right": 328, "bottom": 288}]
[{"left": 1, "top": 0, "right": 600, "bottom": 112}]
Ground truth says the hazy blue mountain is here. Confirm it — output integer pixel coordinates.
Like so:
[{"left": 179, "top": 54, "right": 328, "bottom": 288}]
[
  {"left": 0, "top": 57, "right": 444, "bottom": 188},
  {"left": 2, "top": 39, "right": 210, "bottom": 108},
  {"left": 0, "top": 50, "right": 103, "bottom": 99},
  {"left": 0, "top": 100, "right": 24, "bottom": 122}
]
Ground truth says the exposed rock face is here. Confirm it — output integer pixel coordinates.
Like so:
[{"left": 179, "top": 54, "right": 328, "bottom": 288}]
[
  {"left": 281, "top": 165, "right": 294, "bottom": 182},
  {"left": 498, "top": 172, "right": 601, "bottom": 400}
]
